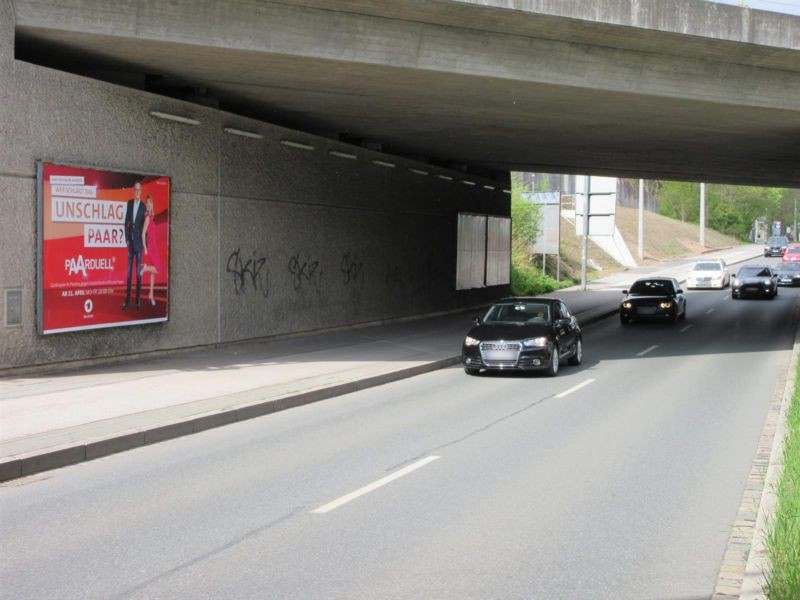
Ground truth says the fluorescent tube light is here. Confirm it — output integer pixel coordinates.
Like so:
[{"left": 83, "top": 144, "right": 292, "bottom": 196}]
[
  {"left": 149, "top": 111, "right": 200, "bottom": 125},
  {"left": 463, "top": 180, "right": 477, "bottom": 186},
  {"left": 437, "top": 174, "right": 454, "bottom": 181},
  {"left": 329, "top": 150, "right": 357, "bottom": 160},
  {"left": 280, "top": 140, "right": 315, "bottom": 150},
  {"left": 408, "top": 168, "right": 429, "bottom": 176},
  {"left": 371, "top": 160, "right": 396, "bottom": 168},
  {"left": 223, "top": 127, "right": 264, "bottom": 139},
  {"left": 483, "top": 185, "right": 496, "bottom": 190}
]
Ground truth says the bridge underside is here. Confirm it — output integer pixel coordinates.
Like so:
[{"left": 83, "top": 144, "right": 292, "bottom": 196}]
[{"left": 12, "top": 0, "right": 800, "bottom": 187}]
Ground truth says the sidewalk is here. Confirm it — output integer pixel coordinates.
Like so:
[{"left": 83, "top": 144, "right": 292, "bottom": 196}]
[{"left": 0, "top": 244, "right": 763, "bottom": 482}]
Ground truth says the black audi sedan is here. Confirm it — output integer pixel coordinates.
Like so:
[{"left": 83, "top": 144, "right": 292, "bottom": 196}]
[
  {"left": 462, "top": 297, "right": 582, "bottom": 377},
  {"left": 619, "top": 277, "right": 686, "bottom": 324},
  {"left": 731, "top": 265, "right": 778, "bottom": 299},
  {"left": 776, "top": 263, "right": 800, "bottom": 287}
]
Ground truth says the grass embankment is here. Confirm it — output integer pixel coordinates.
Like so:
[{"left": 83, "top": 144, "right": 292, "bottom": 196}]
[
  {"left": 765, "top": 361, "right": 800, "bottom": 599},
  {"left": 557, "top": 206, "right": 743, "bottom": 281},
  {"left": 513, "top": 205, "right": 744, "bottom": 294}
]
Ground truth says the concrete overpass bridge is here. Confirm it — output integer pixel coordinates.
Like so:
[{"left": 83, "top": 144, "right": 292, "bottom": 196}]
[
  {"left": 1, "top": 0, "right": 799, "bottom": 369},
  {"left": 11, "top": 0, "right": 800, "bottom": 187}
]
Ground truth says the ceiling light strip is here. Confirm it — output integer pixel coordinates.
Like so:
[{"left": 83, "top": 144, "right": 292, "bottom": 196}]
[
  {"left": 437, "top": 174, "right": 454, "bottom": 181},
  {"left": 371, "top": 160, "right": 396, "bottom": 168},
  {"left": 281, "top": 140, "right": 315, "bottom": 151},
  {"left": 329, "top": 150, "right": 358, "bottom": 160},
  {"left": 223, "top": 127, "right": 264, "bottom": 139},
  {"left": 463, "top": 180, "right": 476, "bottom": 186},
  {"left": 408, "top": 168, "right": 430, "bottom": 176},
  {"left": 149, "top": 111, "right": 200, "bottom": 125}
]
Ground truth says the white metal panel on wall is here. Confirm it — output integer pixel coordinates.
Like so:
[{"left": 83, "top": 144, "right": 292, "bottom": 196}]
[
  {"left": 456, "top": 213, "right": 487, "bottom": 289},
  {"left": 486, "top": 216, "right": 511, "bottom": 286}
]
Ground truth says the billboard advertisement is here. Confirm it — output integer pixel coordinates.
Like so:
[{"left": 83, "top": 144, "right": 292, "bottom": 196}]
[{"left": 37, "top": 163, "right": 170, "bottom": 334}]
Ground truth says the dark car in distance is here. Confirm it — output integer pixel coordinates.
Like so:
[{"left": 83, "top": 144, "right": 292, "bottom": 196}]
[
  {"left": 776, "top": 263, "right": 800, "bottom": 287},
  {"left": 731, "top": 265, "right": 778, "bottom": 299},
  {"left": 620, "top": 277, "right": 686, "bottom": 324},
  {"left": 764, "top": 236, "right": 789, "bottom": 257},
  {"left": 462, "top": 297, "right": 582, "bottom": 377}
]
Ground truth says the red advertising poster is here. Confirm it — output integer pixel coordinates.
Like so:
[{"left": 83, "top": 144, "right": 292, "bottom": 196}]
[{"left": 38, "top": 163, "right": 170, "bottom": 334}]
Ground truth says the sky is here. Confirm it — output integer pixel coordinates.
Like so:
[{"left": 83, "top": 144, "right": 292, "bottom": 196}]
[{"left": 705, "top": 0, "right": 800, "bottom": 15}]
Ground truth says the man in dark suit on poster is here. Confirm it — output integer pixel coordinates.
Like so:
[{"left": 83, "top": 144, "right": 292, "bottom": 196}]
[{"left": 123, "top": 181, "right": 147, "bottom": 309}]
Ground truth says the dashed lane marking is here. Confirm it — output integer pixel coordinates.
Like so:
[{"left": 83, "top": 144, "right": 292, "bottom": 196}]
[
  {"left": 311, "top": 455, "right": 441, "bottom": 514},
  {"left": 554, "top": 379, "right": 596, "bottom": 399}
]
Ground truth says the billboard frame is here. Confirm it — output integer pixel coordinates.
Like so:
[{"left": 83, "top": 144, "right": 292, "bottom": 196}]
[{"left": 36, "top": 160, "right": 171, "bottom": 335}]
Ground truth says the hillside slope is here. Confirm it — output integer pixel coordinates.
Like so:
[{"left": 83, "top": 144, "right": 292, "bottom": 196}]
[{"left": 556, "top": 206, "right": 743, "bottom": 281}]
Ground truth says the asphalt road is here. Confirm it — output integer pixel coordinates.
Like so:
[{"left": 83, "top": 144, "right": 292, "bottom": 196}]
[{"left": 1, "top": 257, "right": 797, "bottom": 600}]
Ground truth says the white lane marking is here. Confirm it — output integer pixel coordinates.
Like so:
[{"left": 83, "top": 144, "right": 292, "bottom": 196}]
[
  {"left": 722, "top": 295, "right": 729, "bottom": 301},
  {"left": 554, "top": 378, "right": 596, "bottom": 399},
  {"left": 311, "top": 455, "right": 441, "bottom": 514},
  {"left": 680, "top": 324, "right": 693, "bottom": 333},
  {"left": 706, "top": 308, "right": 715, "bottom": 314},
  {"left": 636, "top": 345, "right": 659, "bottom": 357}
]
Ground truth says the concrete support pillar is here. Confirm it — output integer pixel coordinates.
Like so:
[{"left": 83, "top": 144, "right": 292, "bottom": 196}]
[
  {"left": 638, "top": 179, "right": 644, "bottom": 261},
  {"left": 700, "top": 182, "right": 706, "bottom": 247}
]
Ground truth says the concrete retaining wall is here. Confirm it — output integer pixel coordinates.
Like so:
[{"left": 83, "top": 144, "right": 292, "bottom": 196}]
[{"left": 0, "top": 6, "right": 508, "bottom": 370}]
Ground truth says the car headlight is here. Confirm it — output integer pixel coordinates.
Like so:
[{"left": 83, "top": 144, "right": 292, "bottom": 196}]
[
  {"left": 659, "top": 301, "right": 672, "bottom": 309},
  {"left": 464, "top": 336, "right": 480, "bottom": 346},
  {"left": 522, "top": 337, "right": 548, "bottom": 348},
  {"left": 622, "top": 302, "right": 632, "bottom": 309}
]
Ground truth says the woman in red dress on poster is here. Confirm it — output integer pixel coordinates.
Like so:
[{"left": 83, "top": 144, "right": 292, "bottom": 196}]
[{"left": 140, "top": 195, "right": 162, "bottom": 307}]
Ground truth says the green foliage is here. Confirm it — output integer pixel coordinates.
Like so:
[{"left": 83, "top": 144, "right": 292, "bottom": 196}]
[
  {"left": 657, "top": 181, "right": 799, "bottom": 241},
  {"left": 765, "top": 360, "right": 800, "bottom": 599},
  {"left": 510, "top": 173, "right": 542, "bottom": 259},
  {"left": 658, "top": 181, "right": 700, "bottom": 223},
  {"left": 510, "top": 261, "right": 575, "bottom": 295}
]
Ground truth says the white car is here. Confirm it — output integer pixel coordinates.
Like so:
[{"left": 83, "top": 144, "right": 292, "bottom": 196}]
[{"left": 686, "top": 259, "right": 730, "bottom": 289}]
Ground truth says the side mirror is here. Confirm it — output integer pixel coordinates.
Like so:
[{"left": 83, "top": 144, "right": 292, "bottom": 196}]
[
  {"left": 676, "top": 289, "right": 684, "bottom": 294},
  {"left": 622, "top": 289, "right": 628, "bottom": 294},
  {"left": 732, "top": 273, "right": 736, "bottom": 278},
  {"left": 472, "top": 317, "right": 481, "bottom": 325}
]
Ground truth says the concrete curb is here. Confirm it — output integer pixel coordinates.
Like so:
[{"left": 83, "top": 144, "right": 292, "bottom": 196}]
[
  {"left": 712, "top": 298, "right": 800, "bottom": 599},
  {"left": 0, "top": 356, "right": 461, "bottom": 483}
]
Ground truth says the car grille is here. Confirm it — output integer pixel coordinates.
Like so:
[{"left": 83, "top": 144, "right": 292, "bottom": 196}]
[{"left": 480, "top": 342, "right": 522, "bottom": 367}]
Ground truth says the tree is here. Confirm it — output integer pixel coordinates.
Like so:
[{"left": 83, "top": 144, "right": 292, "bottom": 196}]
[{"left": 510, "top": 173, "right": 542, "bottom": 263}]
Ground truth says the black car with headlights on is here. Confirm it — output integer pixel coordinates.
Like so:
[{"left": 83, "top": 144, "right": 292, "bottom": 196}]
[
  {"left": 462, "top": 297, "right": 582, "bottom": 377},
  {"left": 764, "top": 236, "right": 789, "bottom": 257},
  {"left": 776, "top": 263, "right": 800, "bottom": 287},
  {"left": 731, "top": 265, "right": 778, "bottom": 299},
  {"left": 619, "top": 277, "right": 686, "bottom": 324}
]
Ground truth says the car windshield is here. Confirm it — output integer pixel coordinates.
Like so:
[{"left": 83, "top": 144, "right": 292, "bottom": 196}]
[
  {"left": 787, "top": 247, "right": 800, "bottom": 254},
  {"left": 739, "top": 266, "right": 772, "bottom": 277},
  {"left": 767, "top": 237, "right": 788, "bottom": 245},
  {"left": 483, "top": 302, "right": 550, "bottom": 324},
  {"left": 629, "top": 280, "right": 673, "bottom": 295},
  {"left": 779, "top": 264, "right": 800, "bottom": 272},
  {"left": 692, "top": 262, "right": 722, "bottom": 271}
]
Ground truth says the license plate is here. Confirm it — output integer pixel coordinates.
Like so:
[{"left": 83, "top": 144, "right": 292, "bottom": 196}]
[{"left": 484, "top": 350, "right": 517, "bottom": 361}]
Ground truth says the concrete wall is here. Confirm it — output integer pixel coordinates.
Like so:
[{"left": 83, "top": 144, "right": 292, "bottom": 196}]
[{"left": 0, "top": 8, "right": 508, "bottom": 370}]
